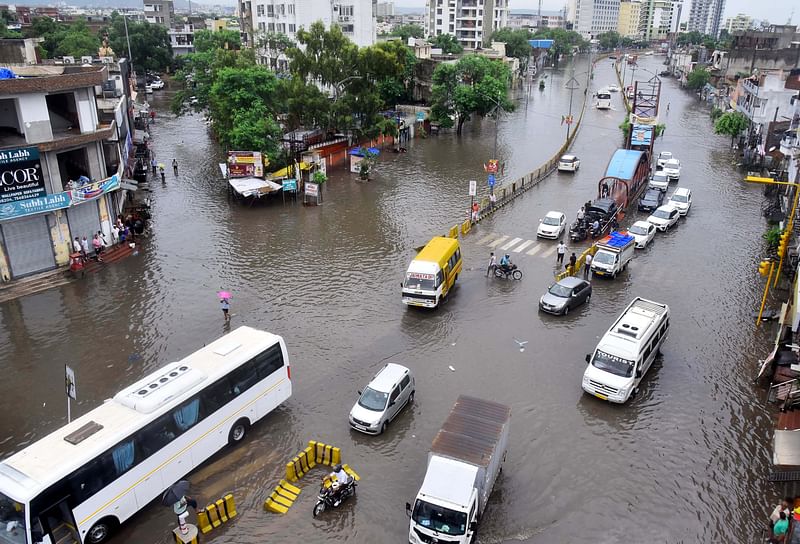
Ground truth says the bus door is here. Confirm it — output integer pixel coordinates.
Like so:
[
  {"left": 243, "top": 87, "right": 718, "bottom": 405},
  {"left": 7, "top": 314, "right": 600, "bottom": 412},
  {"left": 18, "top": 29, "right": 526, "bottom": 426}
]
[
  {"left": 39, "top": 498, "right": 80, "bottom": 544},
  {"left": 441, "top": 265, "right": 450, "bottom": 297}
]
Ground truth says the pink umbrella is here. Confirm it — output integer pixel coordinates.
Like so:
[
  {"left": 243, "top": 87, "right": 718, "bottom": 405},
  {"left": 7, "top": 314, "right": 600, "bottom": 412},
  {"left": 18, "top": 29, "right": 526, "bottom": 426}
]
[{"left": 217, "top": 291, "right": 232, "bottom": 300}]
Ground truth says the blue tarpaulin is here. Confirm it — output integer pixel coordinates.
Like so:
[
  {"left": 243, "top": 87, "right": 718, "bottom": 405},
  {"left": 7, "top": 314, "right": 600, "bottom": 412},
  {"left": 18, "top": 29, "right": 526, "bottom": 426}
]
[
  {"left": 0, "top": 68, "right": 17, "bottom": 79},
  {"left": 605, "top": 149, "right": 644, "bottom": 181},
  {"left": 349, "top": 147, "right": 380, "bottom": 157},
  {"left": 528, "top": 39, "right": 554, "bottom": 49}
]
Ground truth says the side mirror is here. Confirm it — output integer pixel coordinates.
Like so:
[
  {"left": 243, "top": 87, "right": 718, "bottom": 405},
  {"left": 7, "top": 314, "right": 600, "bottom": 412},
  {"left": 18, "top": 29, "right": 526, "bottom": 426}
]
[
  {"left": 357, "top": 390, "right": 362, "bottom": 395},
  {"left": 585, "top": 354, "right": 591, "bottom": 363},
  {"left": 400, "top": 282, "right": 403, "bottom": 288},
  {"left": 389, "top": 401, "right": 396, "bottom": 407},
  {"left": 405, "top": 502, "right": 412, "bottom": 518},
  {"left": 469, "top": 521, "right": 478, "bottom": 532},
  {"left": 636, "top": 370, "right": 642, "bottom": 379}
]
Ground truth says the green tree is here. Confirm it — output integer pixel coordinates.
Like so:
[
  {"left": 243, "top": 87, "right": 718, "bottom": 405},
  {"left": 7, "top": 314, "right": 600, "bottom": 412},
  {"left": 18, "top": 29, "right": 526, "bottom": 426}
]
[
  {"left": 288, "top": 22, "right": 359, "bottom": 86},
  {"left": 490, "top": 28, "right": 532, "bottom": 73},
  {"left": 531, "top": 28, "right": 587, "bottom": 68},
  {"left": 676, "top": 31, "right": 705, "bottom": 46},
  {"left": 686, "top": 67, "right": 710, "bottom": 90},
  {"left": 256, "top": 31, "right": 293, "bottom": 71},
  {"left": 106, "top": 13, "right": 172, "bottom": 73},
  {"left": 431, "top": 33, "right": 463, "bottom": 55},
  {"left": 714, "top": 111, "right": 749, "bottom": 147},
  {"left": 194, "top": 28, "right": 241, "bottom": 51},
  {"left": 54, "top": 20, "right": 101, "bottom": 58},
  {"left": 596, "top": 31, "right": 621, "bottom": 50},
  {"left": 430, "top": 54, "right": 513, "bottom": 134},
  {"left": 391, "top": 23, "right": 424, "bottom": 43}
]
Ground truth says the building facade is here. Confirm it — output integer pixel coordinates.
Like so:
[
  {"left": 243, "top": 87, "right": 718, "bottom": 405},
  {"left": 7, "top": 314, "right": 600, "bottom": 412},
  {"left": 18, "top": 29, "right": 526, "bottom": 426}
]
[
  {"left": 724, "top": 13, "right": 753, "bottom": 34},
  {"left": 617, "top": 0, "right": 641, "bottom": 38},
  {"left": 507, "top": 10, "right": 565, "bottom": 30},
  {"left": 426, "top": 0, "right": 508, "bottom": 49},
  {"left": 686, "top": 0, "right": 725, "bottom": 37},
  {"left": 143, "top": 0, "right": 175, "bottom": 26},
  {"left": 242, "top": 0, "right": 376, "bottom": 53},
  {"left": 573, "top": 0, "right": 621, "bottom": 41},
  {"left": 0, "top": 63, "right": 132, "bottom": 280},
  {"left": 376, "top": 1, "right": 393, "bottom": 17},
  {"left": 638, "top": 0, "right": 681, "bottom": 42}
]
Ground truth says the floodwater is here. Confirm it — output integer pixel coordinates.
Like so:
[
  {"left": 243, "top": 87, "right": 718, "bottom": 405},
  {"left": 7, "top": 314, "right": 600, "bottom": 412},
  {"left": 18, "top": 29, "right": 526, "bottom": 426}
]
[{"left": 0, "top": 55, "right": 778, "bottom": 543}]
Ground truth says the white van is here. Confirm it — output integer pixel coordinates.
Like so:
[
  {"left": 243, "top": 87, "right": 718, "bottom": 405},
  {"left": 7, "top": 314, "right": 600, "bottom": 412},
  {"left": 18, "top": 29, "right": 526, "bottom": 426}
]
[
  {"left": 582, "top": 298, "right": 669, "bottom": 403},
  {"left": 349, "top": 363, "right": 415, "bottom": 434}
]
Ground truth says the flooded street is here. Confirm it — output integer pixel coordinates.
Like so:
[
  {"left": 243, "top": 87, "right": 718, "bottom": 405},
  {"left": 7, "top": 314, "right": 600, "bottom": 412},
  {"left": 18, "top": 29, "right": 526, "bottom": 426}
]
[{"left": 0, "top": 55, "right": 777, "bottom": 543}]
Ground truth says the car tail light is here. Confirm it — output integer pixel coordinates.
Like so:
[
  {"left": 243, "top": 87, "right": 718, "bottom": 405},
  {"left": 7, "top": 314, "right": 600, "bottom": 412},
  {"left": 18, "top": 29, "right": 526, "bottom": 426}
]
[{"left": 287, "top": 365, "right": 291, "bottom": 380}]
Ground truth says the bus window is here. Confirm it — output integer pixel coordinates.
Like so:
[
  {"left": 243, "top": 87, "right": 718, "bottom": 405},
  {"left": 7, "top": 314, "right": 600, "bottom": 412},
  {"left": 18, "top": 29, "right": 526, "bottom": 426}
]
[
  {"left": 68, "top": 459, "right": 106, "bottom": 503},
  {"left": 138, "top": 413, "right": 178, "bottom": 457},
  {"left": 229, "top": 364, "right": 259, "bottom": 397},
  {"left": 0, "top": 493, "right": 26, "bottom": 544},
  {"left": 173, "top": 398, "right": 200, "bottom": 432},
  {"left": 253, "top": 345, "right": 284, "bottom": 380},
  {"left": 201, "top": 377, "right": 234, "bottom": 413},
  {"left": 110, "top": 440, "right": 136, "bottom": 477}
]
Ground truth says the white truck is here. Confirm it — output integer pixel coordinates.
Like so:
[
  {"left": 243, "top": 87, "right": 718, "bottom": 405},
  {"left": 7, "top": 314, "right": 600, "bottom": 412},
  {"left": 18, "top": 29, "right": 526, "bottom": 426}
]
[
  {"left": 406, "top": 395, "right": 511, "bottom": 544},
  {"left": 590, "top": 231, "right": 636, "bottom": 279}
]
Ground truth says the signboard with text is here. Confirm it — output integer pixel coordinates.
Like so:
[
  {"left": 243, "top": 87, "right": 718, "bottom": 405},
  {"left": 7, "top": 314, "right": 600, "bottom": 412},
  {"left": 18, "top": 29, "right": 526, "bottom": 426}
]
[
  {"left": 0, "top": 192, "right": 71, "bottom": 221},
  {"left": 469, "top": 180, "right": 477, "bottom": 196},
  {"left": 282, "top": 179, "right": 297, "bottom": 192},
  {"left": 227, "top": 151, "right": 264, "bottom": 178},
  {"left": 0, "top": 146, "right": 45, "bottom": 205},
  {"left": 305, "top": 182, "right": 319, "bottom": 197}
]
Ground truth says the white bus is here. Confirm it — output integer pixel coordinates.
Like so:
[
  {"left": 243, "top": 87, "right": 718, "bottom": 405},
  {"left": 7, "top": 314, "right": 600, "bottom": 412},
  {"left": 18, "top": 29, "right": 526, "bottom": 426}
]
[
  {"left": 0, "top": 326, "right": 292, "bottom": 544},
  {"left": 596, "top": 90, "right": 612, "bottom": 110}
]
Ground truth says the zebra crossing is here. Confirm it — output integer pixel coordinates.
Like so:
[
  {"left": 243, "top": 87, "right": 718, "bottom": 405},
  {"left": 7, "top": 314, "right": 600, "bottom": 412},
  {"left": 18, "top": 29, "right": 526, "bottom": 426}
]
[{"left": 472, "top": 232, "right": 581, "bottom": 260}]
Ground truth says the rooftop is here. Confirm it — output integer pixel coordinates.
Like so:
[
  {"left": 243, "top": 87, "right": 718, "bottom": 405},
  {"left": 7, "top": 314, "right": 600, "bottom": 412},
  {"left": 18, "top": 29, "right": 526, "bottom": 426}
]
[{"left": 0, "top": 64, "right": 107, "bottom": 96}]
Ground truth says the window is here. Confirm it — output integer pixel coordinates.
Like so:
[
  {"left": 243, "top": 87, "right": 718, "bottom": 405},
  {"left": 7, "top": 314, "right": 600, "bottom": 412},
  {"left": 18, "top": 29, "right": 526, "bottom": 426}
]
[
  {"left": 110, "top": 440, "right": 136, "bottom": 477},
  {"left": 288, "top": 23, "right": 295, "bottom": 32},
  {"left": 400, "top": 375, "right": 411, "bottom": 390},
  {"left": 267, "top": 4, "right": 274, "bottom": 15},
  {"left": 277, "top": 22, "right": 285, "bottom": 32},
  {"left": 340, "top": 4, "right": 353, "bottom": 16},
  {"left": 258, "top": 21, "right": 265, "bottom": 30},
  {"left": 173, "top": 398, "right": 200, "bottom": 432},
  {"left": 268, "top": 22, "right": 275, "bottom": 31},
  {"left": 253, "top": 344, "right": 284, "bottom": 380},
  {"left": 229, "top": 364, "right": 259, "bottom": 397},
  {"left": 256, "top": 4, "right": 264, "bottom": 15},
  {"left": 138, "top": 413, "right": 178, "bottom": 457},
  {"left": 202, "top": 377, "right": 235, "bottom": 413},
  {"left": 68, "top": 459, "right": 105, "bottom": 503},
  {"left": 389, "top": 386, "right": 401, "bottom": 404},
  {"left": 288, "top": 4, "right": 294, "bottom": 13}
]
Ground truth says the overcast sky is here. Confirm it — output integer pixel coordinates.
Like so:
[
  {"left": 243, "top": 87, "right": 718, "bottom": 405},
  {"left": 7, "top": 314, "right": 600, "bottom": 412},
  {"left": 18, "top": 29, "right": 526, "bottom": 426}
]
[{"left": 393, "top": 0, "right": 797, "bottom": 24}]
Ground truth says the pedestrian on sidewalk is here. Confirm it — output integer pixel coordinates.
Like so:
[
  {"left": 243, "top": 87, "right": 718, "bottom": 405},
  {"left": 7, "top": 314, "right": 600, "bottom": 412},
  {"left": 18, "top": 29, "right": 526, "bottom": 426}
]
[
  {"left": 220, "top": 298, "right": 231, "bottom": 323},
  {"left": 584, "top": 253, "right": 592, "bottom": 279},
  {"left": 556, "top": 241, "right": 566, "bottom": 265},
  {"left": 487, "top": 252, "right": 497, "bottom": 276},
  {"left": 111, "top": 224, "right": 120, "bottom": 245},
  {"left": 489, "top": 191, "right": 497, "bottom": 210},
  {"left": 160, "top": 166, "right": 166, "bottom": 183},
  {"left": 471, "top": 201, "right": 480, "bottom": 222},
  {"left": 151, "top": 157, "right": 157, "bottom": 175},
  {"left": 72, "top": 237, "right": 83, "bottom": 260},
  {"left": 569, "top": 252, "right": 577, "bottom": 274},
  {"left": 97, "top": 230, "right": 108, "bottom": 248},
  {"left": 80, "top": 236, "right": 90, "bottom": 260},
  {"left": 172, "top": 158, "right": 178, "bottom": 176},
  {"left": 92, "top": 234, "right": 104, "bottom": 262}
]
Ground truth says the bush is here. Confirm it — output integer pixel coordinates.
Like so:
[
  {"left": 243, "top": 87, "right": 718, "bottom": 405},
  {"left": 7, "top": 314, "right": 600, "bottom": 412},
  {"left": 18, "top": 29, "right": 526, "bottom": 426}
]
[
  {"left": 764, "top": 226, "right": 782, "bottom": 248},
  {"left": 710, "top": 107, "right": 723, "bottom": 121}
]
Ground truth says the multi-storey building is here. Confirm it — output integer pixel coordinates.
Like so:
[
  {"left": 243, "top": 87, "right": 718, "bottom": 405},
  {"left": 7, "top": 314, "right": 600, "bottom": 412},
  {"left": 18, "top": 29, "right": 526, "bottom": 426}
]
[
  {"left": 144, "top": 0, "right": 175, "bottom": 27},
  {"left": 573, "top": 0, "right": 621, "bottom": 41},
  {"left": 376, "top": 2, "right": 394, "bottom": 17},
  {"left": 507, "top": 10, "right": 565, "bottom": 30},
  {"left": 0, "top": 61, "right": 132, "bottom": 280},
  {"left": 426, "top": 0, "right": 508, "bottom": 50},
  {"left": 638, "top": 0, "right": 681, "bottom": 41},
  {"left": 242, "top": 0, "right": 376, "bottom": 55},
  {"left": 724, "top": 13, "right": 753, "bottom": 34},
  {"left": 687, "top": 0, "right": 725, "bottom": 37},
  {"left": 169, "top": 17, "right": 208, "bottom": 56},
  {"left": 617, "top": 0, "right": 641, "bottom": 38}
]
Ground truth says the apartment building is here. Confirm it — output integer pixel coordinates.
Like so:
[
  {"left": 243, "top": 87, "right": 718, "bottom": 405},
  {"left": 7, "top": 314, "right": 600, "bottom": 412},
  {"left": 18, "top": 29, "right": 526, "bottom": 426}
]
[
  {"left": 144, "top": 0, "right": 175, "bottom": 26},
  {"left": 687, "top": 0, "right": 725, "bottom": 37},
  {"left": 573, "top": 0, "right": 621, "bottom": 41},
  {"left": 507, "top": 10, "right": 565, "bottom": 30},
  {"left": 617, "top": 0, "right": 641, "bottom": 38},
  {"left": 724, "top": 13, "right": 753, "bottom": 34},
  {"left": 426, "top": 0, "right": 509, "bottom": 50},
  {"left": 638, "top": 0, "right": 681, "bottom": 41},
  {"left": 241, "top": 0, "right": 376, "bottom": 55},
  {"left": 0, "top": 62, "right": 132, "bottom": 280}
]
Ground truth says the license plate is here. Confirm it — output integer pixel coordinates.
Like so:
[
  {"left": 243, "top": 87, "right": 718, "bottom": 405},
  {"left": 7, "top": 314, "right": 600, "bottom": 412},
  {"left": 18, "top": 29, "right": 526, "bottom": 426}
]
[
  {"left": 353, "top": 424, "right": 366, "bottom": 431},
  {"left": 595, "top": 270, "right": 604, "bottom": 276},
  {"left": 594, "top": 393, "right": 608, "bottom": 400}
]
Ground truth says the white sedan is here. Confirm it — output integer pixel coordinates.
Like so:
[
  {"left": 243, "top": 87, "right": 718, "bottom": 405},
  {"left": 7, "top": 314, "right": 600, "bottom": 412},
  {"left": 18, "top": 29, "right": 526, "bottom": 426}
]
[
  {"left": 656, "top": 151, "right": 673, "bottom": 169},
  {"left": 537, "top": 211, "right": 567, "bottom": 239},
  {"left": 646, "top": 205, "right": 680, "bottom": 231},
  {"left": 627, "top": 220, "right": 656, "bottom": 248},
  {"left": 607, "top": 84, "right": 621, "bottom": 92},
  {"left": 663, "top": 158, "right": 681, "bottom": 180}
]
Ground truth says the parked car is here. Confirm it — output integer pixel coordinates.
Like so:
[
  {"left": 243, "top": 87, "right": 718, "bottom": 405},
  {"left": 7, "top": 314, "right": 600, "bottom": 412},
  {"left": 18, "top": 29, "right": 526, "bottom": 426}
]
[
  {"left": 649, "top": 171, "right": 669, "bottom": 192},
  {"left": 628, "top": 220, "right": 656, "bottom": 248},
  {"left": 638, "top": 188, "right": 665, "bottom": 212},
  {"left": 607, "top": 84, "right": 621, "bottom": 92},
  {"left": 656, "top": 151, "right": 673, "bottom": 168},
  {"left": 668, "top": 187, "right": 692, "bottom": 216},
  {"left": 558, "top": 154, "right": 581, "bottom": 172},
  {"left": 349, "top": 363, "right": 414, "bottom": 435},
  {"left": 537, "top": 211, "right": 567, "bottom": 239},
  {"left": 539, "top": 277, "right": 592, "bottom": 315},
  {"left": 150, "top": 78, "right": 165, "bottom": 90},
  {"left": 646, "top": 205, "right": 680, "bottom": 231},
  {"left": 662, "top": 158, "right": 681, "bottom": 180}
]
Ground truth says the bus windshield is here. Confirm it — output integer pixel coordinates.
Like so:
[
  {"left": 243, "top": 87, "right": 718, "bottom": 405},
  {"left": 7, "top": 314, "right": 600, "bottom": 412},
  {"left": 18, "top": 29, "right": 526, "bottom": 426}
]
[
  {"left": 0, "top": 492, "right": 27, "bottom": 544},
  {"left": 591, "top": 350, "right": 634, "bottom": 377},
  {"left": 412, "top": 499, "right": 467, "bottom": 536},
  {"left": 404, "top": 272, "right": 437, "bottom": 291}
]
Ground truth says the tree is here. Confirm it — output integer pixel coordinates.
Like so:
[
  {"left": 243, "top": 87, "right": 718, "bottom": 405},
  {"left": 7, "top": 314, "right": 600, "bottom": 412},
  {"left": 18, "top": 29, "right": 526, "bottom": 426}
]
[
  {"left": 391, "top": 24, "right": 424, "bottom": 43},
  {"left": 596, "top": 31, "right": 621, "bottom": 50},
  {"left": 431, "top": 33, "right": 463, "bottom": 55},
  {"left": 430, "top": 54, "right": 513, "bottom": 134},
  {"left": 531, "top": 28, "right": 588, "bottom": 67},
  {"left": 288, "top": 22, "right": 359, "bottom": 87},
  {"left": 676, "top": 31, "right": 705, "bottom": 46},
  {"left": 106, "top": 13, "right": 172, "bottom": 73},
  {"left": 256, "top": 31, "right": 293, "bottom": 71},
  {"left": 686, "top": 67, "right": 710, "bottom": 90},
  {"left": 714, "top": 111, "right": 749, "bottom": 147},
  {"left": 490, "top": 28, "right": 532, "bottom": 73},
  {"left": 54, "top": 20, "right": 100, "bottom": 58},
  {"left": 194, "top": 28, "right": 241, "bottom": 51}
]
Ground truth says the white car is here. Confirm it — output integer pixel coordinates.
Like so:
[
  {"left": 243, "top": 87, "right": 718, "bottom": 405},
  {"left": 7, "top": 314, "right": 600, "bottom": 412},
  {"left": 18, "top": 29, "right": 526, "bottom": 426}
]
[
  {"left": 662, "top": 158, "right": 681, "bottom": 180},
  {"left": 558, "top": 154, "right": 580, "bottom": 172},
  {"left": 649, "top": 171, "right": 669, "bottom": 192},
  {"left": 627, "top": 220, "right": 656, "bottom": 248},
  {"left": 607, "top": 84, "right": 621, "bottom": 92},
  {"left": 349, "top": 363, "right": 415, "bottom": 435},
  {"left": 646, "top": 205, "right": 680, "bottom": 231},
  {"left": 537, "top": 211, "right": 567, "bottom": 239},
  {"left": 150, "top": 78, "right": 165, "bottom": 90},
  {"left": 668, "top": 187, "right": 692, "bottom": 216},
  {"left": 656, "top": 151, "right": 673, "bottom": 168}
]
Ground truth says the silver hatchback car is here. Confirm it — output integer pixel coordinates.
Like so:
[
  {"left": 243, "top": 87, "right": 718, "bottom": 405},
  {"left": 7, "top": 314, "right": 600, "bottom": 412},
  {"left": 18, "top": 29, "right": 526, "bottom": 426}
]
[{"left": 349, "top": 363, "right": 415, "bottom": 435}]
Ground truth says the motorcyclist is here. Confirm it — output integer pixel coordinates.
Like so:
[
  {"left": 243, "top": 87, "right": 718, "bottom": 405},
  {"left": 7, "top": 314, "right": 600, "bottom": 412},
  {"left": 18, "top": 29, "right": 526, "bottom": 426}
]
[
  {"left": 499, "top": 254, "right": 512, "bottom": 271},
  {"left": 328, "top": 464, "right": 351, "bottom": 506}
]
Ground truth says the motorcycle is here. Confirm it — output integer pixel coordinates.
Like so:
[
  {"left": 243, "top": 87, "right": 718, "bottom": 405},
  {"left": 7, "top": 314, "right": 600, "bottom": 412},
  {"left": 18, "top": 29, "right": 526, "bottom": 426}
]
[
  {"left": 569, "top": 220, "right": 588, "bottom": 242},
  {"left": 494, "top": 264, "right": 523, "bottom": 280},
  {"left": 313, "top": 479, "right": 356, "bottom": 517}
]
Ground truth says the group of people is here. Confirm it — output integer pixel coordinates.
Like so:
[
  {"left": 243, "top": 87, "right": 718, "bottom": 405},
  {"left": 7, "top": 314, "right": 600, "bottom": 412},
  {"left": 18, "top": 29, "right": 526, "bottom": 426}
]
[
  {"left": 150, "top": 157, "right": 179, "bottom": 183},
  {"left": 71, "top": 215, "right": 145, "bottom": 265},
  {"left": 768, "top": 497, "right": 796, "bottom": 543}
]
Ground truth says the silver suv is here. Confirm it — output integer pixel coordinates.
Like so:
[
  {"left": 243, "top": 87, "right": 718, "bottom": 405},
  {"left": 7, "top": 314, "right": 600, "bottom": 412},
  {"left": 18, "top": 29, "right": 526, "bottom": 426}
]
[{"left": 349, "top": 363, "right": 415, "bottom": 435}]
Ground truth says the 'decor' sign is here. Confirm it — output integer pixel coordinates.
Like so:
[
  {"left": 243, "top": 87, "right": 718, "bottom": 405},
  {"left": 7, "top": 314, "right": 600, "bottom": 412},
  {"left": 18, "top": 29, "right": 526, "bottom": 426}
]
[{"left": 0, "top": 146, "right": 46, "bottom": 205}]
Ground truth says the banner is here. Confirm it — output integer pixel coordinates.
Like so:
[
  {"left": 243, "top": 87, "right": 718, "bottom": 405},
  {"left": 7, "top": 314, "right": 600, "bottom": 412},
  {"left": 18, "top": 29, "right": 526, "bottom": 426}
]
[
  {"left": 70, "top": 174, "right": 120, "bottom": 203},
  {"left": 228, "top": 151, "right": 264, "bottom": 178},
  {"left": 0, "top": 191, "right": 72, "bottom": 221},
  {"left": 0, "top": 146, "right": 45, "bottom": 205}
]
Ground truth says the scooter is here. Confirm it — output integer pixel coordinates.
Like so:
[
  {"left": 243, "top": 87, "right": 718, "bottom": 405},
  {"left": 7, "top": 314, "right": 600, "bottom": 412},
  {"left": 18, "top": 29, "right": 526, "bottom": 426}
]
[{"left": 313, "top": 479, "right": 356, "bottom": 517}]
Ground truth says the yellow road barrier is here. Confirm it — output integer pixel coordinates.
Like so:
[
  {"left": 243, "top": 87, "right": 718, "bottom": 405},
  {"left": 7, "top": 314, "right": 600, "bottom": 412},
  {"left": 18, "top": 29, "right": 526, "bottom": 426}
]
[
  {"left": 461, "top": 219, "right": 471, "bottom": 235},
  {"left": 197, "top": 494, "right": 237, "bottom": 534},
  {"left": 448, "top": 225, "right": 458, "bottom": 239}
]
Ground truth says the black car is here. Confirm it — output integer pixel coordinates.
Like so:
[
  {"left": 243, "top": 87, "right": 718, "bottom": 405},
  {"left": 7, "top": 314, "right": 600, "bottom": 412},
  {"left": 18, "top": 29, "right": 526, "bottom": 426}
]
[{"left": 638, "top": 188, "right": 664, "bottom": 212}]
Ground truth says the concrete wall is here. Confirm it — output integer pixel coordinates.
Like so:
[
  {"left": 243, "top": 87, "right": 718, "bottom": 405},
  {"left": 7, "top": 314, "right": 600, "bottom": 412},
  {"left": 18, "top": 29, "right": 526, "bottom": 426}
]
[
  {"left": 16, "top": 94, "right": 52, "bottom": 143},
  {"left": 76, "top": 88, "right": 99, "bottom": 134},
  {"left": 724, "top": 48, "right": 800, "bottom": 78},
  {"left": 0, "top": 98, "right": 22, "bottom": 134}
]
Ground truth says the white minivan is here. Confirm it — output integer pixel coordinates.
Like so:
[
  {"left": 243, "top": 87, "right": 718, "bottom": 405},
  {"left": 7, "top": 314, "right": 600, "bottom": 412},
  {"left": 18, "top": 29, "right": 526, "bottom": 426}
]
[
  {"left": 582, "top": 297, "right": 670, "bottom": 403},
  {"left": 349, "top": 363, "right": 415, "bottom": 434}
]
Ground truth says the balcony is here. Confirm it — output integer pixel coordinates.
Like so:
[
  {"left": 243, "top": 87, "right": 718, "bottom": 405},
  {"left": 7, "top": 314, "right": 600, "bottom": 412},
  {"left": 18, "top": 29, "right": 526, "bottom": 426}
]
[{"left": 742, "top": 77, "right": 761, "bottom": 97}]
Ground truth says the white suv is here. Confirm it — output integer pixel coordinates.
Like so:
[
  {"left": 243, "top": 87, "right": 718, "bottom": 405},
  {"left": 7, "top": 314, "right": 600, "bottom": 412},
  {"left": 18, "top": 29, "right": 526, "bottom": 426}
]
[
  {"left": 668, "top": 187, "right": 692, "bottom": 216},
  {"left": 349, "top": 363, "right": 415, "bottom": 435},
  {"left": 649, "top": 171, "right": 669, "bottom": 192}
]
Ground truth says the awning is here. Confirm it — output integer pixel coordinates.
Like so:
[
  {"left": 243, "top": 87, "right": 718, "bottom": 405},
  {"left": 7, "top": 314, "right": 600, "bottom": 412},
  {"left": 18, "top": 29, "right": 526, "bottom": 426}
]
[
  {"left": 774, "top": 429, "right": 800, "bottom": 466},
  {"left": 228, "top": 177, "right": 282, "bottom": 198}
]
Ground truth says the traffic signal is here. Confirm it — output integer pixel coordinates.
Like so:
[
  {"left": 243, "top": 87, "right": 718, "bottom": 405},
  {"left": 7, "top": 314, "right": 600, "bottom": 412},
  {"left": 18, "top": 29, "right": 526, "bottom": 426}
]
[
  {"left": 778, "top": 231, "right": 791, "bottom": 256},
  {"left": 759, "top": 260, "right": 771, "bottom": 277}
]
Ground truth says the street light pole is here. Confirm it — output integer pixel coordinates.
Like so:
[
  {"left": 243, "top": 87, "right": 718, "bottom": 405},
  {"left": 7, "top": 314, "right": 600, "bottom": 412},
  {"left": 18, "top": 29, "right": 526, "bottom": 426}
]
[{"left": 565, "top": 73, "right": 580, "bottom": 142}]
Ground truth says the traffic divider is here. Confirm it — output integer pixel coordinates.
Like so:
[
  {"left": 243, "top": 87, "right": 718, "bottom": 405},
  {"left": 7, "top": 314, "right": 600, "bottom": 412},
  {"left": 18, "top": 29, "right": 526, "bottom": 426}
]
[{"left": 197, "top": 494, "right": 237, "bottom": 534}]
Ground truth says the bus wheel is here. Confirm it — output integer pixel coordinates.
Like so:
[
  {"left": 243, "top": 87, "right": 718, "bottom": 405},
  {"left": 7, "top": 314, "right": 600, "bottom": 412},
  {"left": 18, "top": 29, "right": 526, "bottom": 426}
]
[
  {"left": 87, "top": 517, "right": 118, "bottom": 544},
  {"left": 228, "top": 419, "right": 250, "bottom": 445}
]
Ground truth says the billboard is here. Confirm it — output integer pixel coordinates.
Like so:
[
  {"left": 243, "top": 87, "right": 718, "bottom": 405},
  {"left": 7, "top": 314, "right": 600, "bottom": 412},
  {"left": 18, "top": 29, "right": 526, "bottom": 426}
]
[
  {"left": 0, "top": 146, "right": 45, "bottom": 205},
  {"left": 227, "top": 151, "right": 264, "bottom": 178}
]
